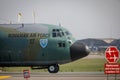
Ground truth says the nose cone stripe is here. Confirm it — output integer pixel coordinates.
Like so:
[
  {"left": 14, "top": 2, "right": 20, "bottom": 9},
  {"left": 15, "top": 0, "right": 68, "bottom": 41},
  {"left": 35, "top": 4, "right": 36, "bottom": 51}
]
[{"left": 70, "top": 40, "right": 89, "bottom": 61}]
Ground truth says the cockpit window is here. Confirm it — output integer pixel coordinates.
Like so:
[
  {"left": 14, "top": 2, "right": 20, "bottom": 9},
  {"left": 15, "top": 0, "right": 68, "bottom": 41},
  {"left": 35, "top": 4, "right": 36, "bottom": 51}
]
[{"left": 52, "top": 29, "right": 64, "bottom": 37}]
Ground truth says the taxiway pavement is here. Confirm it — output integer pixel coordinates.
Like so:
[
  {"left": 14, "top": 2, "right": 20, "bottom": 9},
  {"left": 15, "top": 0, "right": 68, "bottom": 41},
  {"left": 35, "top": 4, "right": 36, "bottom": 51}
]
[{"left": 0, "top": 72, "right": 120, "bottom": 80}]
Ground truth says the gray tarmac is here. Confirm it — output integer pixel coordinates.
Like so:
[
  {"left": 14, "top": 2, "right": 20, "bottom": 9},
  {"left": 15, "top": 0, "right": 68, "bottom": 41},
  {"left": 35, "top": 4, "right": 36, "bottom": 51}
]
[{"left": 0, "top": 72, "right": 120, "bottom": 80}]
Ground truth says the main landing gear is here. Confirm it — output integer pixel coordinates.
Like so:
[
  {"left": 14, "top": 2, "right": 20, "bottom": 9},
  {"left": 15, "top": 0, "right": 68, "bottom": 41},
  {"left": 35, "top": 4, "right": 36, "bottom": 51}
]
[
  {"left": 48, "top": 64, "right": 59, "bottom": 73},
  {"left": 31, "top": 64, "right": 59, "bottom": 73}
]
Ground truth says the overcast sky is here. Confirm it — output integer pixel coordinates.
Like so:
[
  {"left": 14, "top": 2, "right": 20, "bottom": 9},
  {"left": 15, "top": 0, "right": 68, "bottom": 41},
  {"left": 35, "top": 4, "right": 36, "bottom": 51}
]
[{"left": 0, "top": 0, "right": 120, "bottom": 39}]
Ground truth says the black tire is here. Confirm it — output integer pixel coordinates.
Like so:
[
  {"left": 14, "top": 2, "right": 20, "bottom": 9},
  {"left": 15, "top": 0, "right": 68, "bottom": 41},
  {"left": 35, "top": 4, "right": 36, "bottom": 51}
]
[{"left": 48, "top": 64, "right": 59, "bottom": 73}]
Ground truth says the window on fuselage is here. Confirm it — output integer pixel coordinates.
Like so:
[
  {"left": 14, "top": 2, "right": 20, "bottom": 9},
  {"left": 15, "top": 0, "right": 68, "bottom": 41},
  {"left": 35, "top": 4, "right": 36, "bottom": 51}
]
[{"left": 58, "top": 42, "right": 66, "bottom": 48}]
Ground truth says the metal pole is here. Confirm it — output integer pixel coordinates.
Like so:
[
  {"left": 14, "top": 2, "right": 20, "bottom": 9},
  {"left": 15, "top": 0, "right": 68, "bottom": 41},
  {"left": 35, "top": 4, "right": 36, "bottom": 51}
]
[
  {"left": 107, "top": 74, "right": 108, "bottom": 80},
  {"left": 115, "top": 74, "right": 116, "bottom": 80}
]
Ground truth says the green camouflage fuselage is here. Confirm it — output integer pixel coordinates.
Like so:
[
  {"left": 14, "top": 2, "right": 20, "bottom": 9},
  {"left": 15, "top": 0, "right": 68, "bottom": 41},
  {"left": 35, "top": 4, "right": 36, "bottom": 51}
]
[{"left": 0, "top": 24, "right": 75, "bottom": 66}]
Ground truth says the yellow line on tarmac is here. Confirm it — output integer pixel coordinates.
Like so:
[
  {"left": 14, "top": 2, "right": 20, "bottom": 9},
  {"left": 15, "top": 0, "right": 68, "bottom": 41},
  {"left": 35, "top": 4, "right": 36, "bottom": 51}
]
[{"left": 0, "top": 76, "right": 11, "bottom": 80}]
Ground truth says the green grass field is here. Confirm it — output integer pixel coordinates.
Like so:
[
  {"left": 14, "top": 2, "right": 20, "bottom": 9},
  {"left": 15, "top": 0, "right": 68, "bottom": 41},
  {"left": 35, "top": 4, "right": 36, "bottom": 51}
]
[
  {"left": 0, "top": 58, "right": 108, "bottom": 72},
  {"left": 60, "top": 58, "right": 106, "bottom": 72}
]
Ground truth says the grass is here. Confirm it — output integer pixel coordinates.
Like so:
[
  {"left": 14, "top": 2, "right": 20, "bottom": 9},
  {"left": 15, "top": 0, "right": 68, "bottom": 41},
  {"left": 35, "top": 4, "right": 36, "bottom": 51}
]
[
  {"left": 60, "top": 58, "right": 106, "bottom": 72},
  {"left": 0, "top": 58, "right": 108, "bottom": 72}
]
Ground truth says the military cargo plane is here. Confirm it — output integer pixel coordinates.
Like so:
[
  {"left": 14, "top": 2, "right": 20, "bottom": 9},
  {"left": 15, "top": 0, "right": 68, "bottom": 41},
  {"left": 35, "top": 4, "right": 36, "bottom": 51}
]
[{"left": 0, "top": 24, "right": 89, "bottom": 73}]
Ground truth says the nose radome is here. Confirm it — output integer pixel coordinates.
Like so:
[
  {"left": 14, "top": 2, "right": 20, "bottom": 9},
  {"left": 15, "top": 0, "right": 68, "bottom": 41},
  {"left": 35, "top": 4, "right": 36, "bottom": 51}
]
[{"left": 70, "top": 40, "right": 90, "bottom": 61}]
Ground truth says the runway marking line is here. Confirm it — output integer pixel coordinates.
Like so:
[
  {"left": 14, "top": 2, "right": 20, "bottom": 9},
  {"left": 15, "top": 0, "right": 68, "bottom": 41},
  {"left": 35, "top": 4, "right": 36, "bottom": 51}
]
[{"left": 0, "top": 76, "right": 11, "bottom": 79}]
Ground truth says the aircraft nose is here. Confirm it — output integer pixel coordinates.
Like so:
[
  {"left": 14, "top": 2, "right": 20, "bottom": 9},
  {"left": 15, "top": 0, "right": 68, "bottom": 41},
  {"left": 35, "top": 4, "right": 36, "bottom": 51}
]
[{"left": 70, "top": 40, "right": 90, "bottom": 61}]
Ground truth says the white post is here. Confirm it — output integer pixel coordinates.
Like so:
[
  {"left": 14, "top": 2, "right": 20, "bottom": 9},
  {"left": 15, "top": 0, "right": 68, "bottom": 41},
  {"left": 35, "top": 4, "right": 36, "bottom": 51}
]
[
  {"left": 32, "top": 10, "right": 36, "bottom": 24},
  {"left": 18, "top": 13, "right": 22, "bottom": 23}
]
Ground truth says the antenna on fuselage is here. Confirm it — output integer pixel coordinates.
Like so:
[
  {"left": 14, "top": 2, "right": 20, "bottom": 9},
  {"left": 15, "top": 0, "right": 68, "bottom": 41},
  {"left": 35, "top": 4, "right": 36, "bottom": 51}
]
[
  {"left": 16, "top": 23, "right": 24, "bottom": 30},
  {"left": 59, "top": 22, "right": 61, "bottom": 27}
]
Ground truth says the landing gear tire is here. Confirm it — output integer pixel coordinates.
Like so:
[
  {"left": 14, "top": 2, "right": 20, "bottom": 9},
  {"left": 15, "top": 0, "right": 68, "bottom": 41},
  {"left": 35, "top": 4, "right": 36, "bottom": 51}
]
[{"left": 48, "top": 64, "right": 59, "bottom": 73}]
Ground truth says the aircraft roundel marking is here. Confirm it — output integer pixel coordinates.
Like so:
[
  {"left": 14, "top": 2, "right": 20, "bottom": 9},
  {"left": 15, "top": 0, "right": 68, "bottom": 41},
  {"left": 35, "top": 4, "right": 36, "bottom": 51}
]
[{"left": 40, "top": 39, "right": 48, "bottom": 48}]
